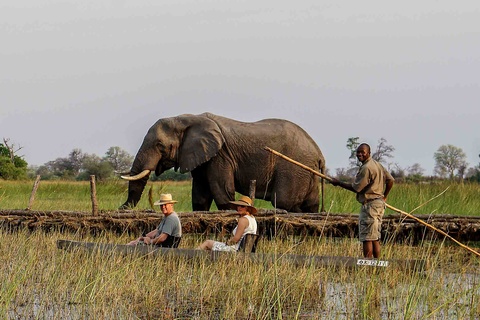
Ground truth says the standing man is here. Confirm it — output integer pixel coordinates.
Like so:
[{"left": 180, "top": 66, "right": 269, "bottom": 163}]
[
  {"left": 127, "top": 193, "right": 182, "bottom": 247},
  {"left": 331, "top": 143, "right": 394, "bottom": 258}
]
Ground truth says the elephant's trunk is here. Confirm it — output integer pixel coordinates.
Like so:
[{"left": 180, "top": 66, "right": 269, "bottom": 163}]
[
  {"left": 120, "top": 147, "right": 161, "bottom": 209},
  {"left": 119, "top": 175, "right": 150, "bottom": 209}
]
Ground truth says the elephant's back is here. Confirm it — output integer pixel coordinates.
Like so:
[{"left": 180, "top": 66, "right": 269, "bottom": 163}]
[
  {"left": 255, "top": 119, "right": 324, "bottom": 158},
  {"left": 204, "top": 112, "right": 324, "bottom": 163}
]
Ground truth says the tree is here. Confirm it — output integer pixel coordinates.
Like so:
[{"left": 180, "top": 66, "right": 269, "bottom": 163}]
[
  {"left": 37, "top": 149, "right": 86, "bottom": 179},
  {"left": 465, "top": 153, "right": 480, "bottom": 182},
  {"left": 407, "top": 163, "right": 425, "bottom": 182},
  {"left": 0, "top": 138, "right": 28, "bottom": 180},
  {"left": 338, "top": 137, "right": 395, "bottom": 180},
  {"left": 103, "top": 146, "right": 133, "bottom": 173},
  {"left": 34, "top": 146, "right": 133, "bottom": 180},
  {"left": 334, "top": 167, "right": 354, "bottom": 183},
  {"left": 31, "top": 165, "right": 57, "bottom": 180},
  {"left": 406, "top": 163, "right": 425, "bottom": 183},
  {"left": 346, "top": 137, "right": 360, "bottom": 168},
  {"left": 372, "top": 138, "right": 395, "bottom": 164},
  {"left": 407, "top": 163, "right": 425, "bottom": 177},
  {"left": 433, "top": 144, "right": 468, "bottom": 180},
  {"left": 389, "top": 163, "right": 405, "bottom": 183},
  {"left": 68, "top": 149, "right": 85, "bottom": 176},
  {"left": 78, "top": 154, "right": 114, "bottom": 181},
  {"left": 465, "top": 167, "right": 480, "bottom": 182},
  {"left": 332, "top": 137, "right": 361, "bottom": 179}
]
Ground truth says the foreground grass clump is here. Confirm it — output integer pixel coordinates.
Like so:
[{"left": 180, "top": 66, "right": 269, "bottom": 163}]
[{"left": 1, "top": 229, "right": 479, "bottom": 319}]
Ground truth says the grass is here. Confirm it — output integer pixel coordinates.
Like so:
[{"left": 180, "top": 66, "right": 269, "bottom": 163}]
[
  {"left": 1, "top": 179, "right": 480, "bottom": 215},
  {"left": 1, "top": 179, "right": 480, "bottom": 318},
  {"left": 0, "top": 180, "right": 196, "bottom": 212},
  {"left": 0, "top": 229, "right": 479, "bottom": 319}
]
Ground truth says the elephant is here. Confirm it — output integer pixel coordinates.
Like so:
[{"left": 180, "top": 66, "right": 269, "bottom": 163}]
[{"left": 121, "top": 112, "right": 326, "bottom": 213}]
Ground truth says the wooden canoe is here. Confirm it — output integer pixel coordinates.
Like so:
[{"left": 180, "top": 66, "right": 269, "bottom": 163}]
[{"left": 57, "top": 239, "right": 427, "bottom": 271}]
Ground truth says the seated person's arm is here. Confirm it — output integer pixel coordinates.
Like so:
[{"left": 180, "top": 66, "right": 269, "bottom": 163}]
[
  {"left": 136, "top": 229, "right": 157, "bottom": 243},
  {"left": 226, "top": 217, "right": 249, "bottom": 245},
  {"left": 145, "top": 229, "right": 158, "bottom": 239},
  {"left": 148, "top": 232, "right": 168, "bottom": 245}
]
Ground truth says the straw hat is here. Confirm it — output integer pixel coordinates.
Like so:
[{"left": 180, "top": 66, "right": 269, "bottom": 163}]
[
  {"left": 154, "top": 193, "right": 178, "bottom": 206},
  {"left": 229, "top": 195, "right": 257, "bottom": 214}
]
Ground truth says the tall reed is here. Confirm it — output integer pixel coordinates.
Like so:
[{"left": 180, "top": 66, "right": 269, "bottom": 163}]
[
  {"left": 1, "top": 229, "right": 479, "bottom": 319},
  {"left": 1, "top": 179, "right": 480, "bottom": 317}
]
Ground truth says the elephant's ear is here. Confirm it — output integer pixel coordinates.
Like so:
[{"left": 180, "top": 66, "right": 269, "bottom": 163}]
[{"left": 177, "top": 117, "right": 225, "bottom": 173}]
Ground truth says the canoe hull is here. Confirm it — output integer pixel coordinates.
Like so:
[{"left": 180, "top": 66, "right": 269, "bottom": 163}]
[{"left": 56, "top": 239, "right": 427, "bottom": 271}]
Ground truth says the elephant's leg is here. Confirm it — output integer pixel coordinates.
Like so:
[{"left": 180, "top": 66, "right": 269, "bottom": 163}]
[
  {"left": 292, "top": 184, "right": 319, "bottom": 213},
  {"left": 270, "top": 172, "right": 319, "bottom": 213},
  {"left": 191, "top": 168, "right": 214, "bottom": 211},
  {"left": 209, "top": 179, "right": 236, "bottom": 210},
  {"left": 268, "top": 183, "right": 298, "bottom": 212},
  {"left": 205, "top": 163, "right": 236, "bottom": 210},
  {"left": 300, "top": 190, "right": 320, "bottom": 213},
  {"left": 300, "top": 176, "right": 321, "bottom": 213}
]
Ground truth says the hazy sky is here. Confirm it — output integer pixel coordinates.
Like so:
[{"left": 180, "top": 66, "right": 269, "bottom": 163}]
[{"left": 2, "top": 1, "right": 479, "bottom": 176}]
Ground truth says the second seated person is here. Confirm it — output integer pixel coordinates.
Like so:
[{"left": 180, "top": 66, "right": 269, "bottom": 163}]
[{"left": 197, "top": 196, "right": 257, "bottom": 251}]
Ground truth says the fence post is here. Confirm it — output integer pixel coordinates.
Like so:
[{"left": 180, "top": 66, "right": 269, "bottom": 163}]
[
  {"left": 90, "top": 175, "right": 98, "bottom": 215},
  {"left": 249, "top": 180, "right": 256, "bottom": 202},
  {"left": 27, "top": 175, "right": 41, "bottom": 210}
]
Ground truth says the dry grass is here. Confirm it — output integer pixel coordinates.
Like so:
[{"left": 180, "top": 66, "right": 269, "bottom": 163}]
[
  {"left": 1, "top": 229, "right": 479, "bottom": 319},
  {"left": 1, "top": 180, "right": 480, "bottom": 318}
]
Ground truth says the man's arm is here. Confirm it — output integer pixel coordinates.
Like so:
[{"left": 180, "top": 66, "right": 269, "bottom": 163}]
[
  {"left": 330, "top": 178, "right": 356, "bottom": 193},
  {"left": 149, "top": 233, "right": 168, "bottom": 245},
  {"left": 384, "top": 179, "right": 394, "bottom": 200},
  {"left": 383, "top": 166, "right": 395, "bottom": 200}
]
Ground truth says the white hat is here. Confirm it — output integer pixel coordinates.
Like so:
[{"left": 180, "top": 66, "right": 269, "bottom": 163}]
[{"left": 154, "top": 193, "right": 178, "bottom": 206}]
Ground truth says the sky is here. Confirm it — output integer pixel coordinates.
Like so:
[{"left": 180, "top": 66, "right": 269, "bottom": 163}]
[{"left": 1, "top": 0, "right": 479, "bottom": 176}]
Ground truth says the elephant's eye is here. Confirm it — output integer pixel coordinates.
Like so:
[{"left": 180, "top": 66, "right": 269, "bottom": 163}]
[{"left": 156, "top": 143, "right": 166, "bottom": 153}]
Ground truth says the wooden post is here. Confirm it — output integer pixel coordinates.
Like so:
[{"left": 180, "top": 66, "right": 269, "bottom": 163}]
[
  {"left": 90, "top": 175, "right": 98, "bottom": 216},
  {"left": 249, "top": 180, "right": 256, "bottom": 202},
  {"left": 27, "top": 175, "right": 41, "bottom": 210}
]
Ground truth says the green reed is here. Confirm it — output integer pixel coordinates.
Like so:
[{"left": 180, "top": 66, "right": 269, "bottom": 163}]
[
  {"left": 1, "top": 229, "right": 479, "bottom": 319},
  {"left": 2, "top": 179, "right": 479, "bottom": 319}
]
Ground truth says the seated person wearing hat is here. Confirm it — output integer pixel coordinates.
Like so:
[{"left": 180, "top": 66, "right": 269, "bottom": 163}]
[
  {"left": 127, "top": 193, "right": 182, "bottom": 248},
  {"left": 196, "top": 196, "right": 257, "bottom": 251}
]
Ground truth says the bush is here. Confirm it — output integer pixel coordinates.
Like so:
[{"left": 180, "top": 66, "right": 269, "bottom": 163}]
[{"left": 0, "top": 157, "right": 27, "bottom": 180}]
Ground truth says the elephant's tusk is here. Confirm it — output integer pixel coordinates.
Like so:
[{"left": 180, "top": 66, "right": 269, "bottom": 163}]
[{"left": 121, "top": 169, "right": 151, "bottom": 181}]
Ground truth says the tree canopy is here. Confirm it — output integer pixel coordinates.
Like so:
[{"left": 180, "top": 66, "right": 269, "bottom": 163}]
[
  {"left": 30, "top": 147, "right": 132, "bottom": 181},
  {"left": 0, "top": 139, "right": 28, "bottom": 180},
  {"left": 434, "top": 144, "right": 468, "bottom": 180}
]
